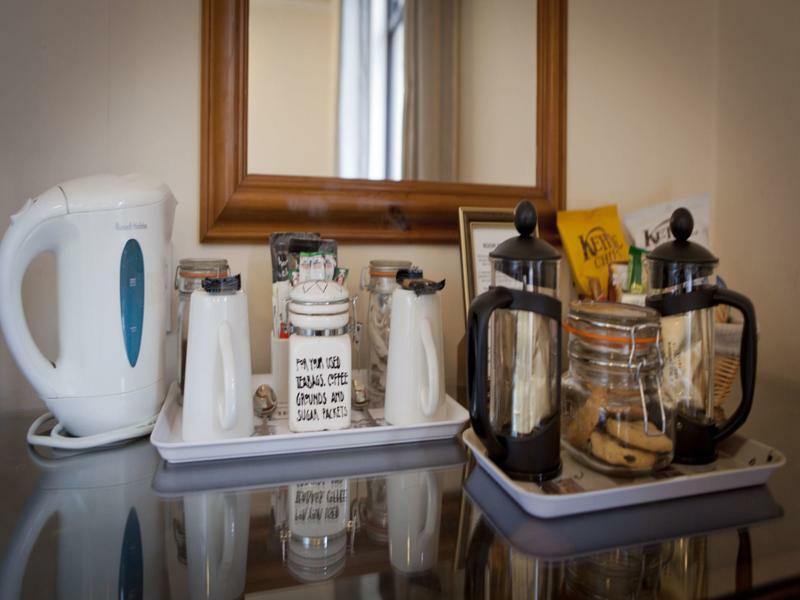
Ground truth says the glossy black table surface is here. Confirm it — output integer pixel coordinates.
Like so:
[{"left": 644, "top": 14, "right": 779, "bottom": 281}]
[{"left": 0, "top": 379, "right": 798, "bottom": 599}]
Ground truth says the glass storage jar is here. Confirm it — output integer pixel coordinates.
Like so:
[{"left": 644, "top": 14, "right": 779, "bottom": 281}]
[
  {"left": 561, "top": 302, "right": 674, "bottom": 476},
  {"left": 175, "top": 258, "right": 230, "bottom": 394},
  {"left": 360, "top": 260, "right": 412, "bottom": 407}
]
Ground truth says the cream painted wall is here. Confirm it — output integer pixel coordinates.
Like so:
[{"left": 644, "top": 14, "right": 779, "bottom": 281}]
[
  {"left": 567, "top": 0, "right": 718, "bottom": 213},
  {"left": 713, "top": 0, "right": 800, "bottom": 385},
  {"left": 0, "top": 0, "right": 208, "bottom": 411},
  {"left": 1, "top": 0, "right": 797, "bottom": 412},
  {"left": 248, "top": 0, "right": 339, "bottom": 176}
]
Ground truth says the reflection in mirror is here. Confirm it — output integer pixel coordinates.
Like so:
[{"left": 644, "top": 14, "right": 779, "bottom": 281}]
[{"left": 248, "top": 0, "right": 537, "bottom": 186}]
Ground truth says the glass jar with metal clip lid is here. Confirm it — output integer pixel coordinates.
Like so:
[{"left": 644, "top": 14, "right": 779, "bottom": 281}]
[
  {"left": 174, "top": 258, "right": 230, "bottom": 395},
  {"left": 360, "top": 259, "right": 412, "bottom": 407},
  {"left": 561, "top": 302, "right": 674, "bottom": 475}
]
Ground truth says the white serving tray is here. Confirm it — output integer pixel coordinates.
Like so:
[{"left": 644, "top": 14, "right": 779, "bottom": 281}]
[
  {"left": 153, "top": 438, "right": 466, "bottom": 495},
  {"left": 463, "top": 427, "right": 786, "bottom": 519},
  {"left": 151, "top": 375, "right": 468, "bottom": 464}
]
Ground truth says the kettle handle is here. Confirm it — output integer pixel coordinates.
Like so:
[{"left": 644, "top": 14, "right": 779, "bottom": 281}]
[
  {"left": 0, "top": 482, "right": 85, "bottom": 599},
  {"left": 0, "top": 188, "right": 68, "bottom": 398},
  {"left": 713, "top": 288, "right": 757, "bottom": 442},
  {"left": 419, "top": 317, "right": 441, "bottom": 418},
  {"left": 467, "top": 287, "right": 513, "bottom": 458},
  {"left": 217, "top": 321, "right": 238, "bottom": 430}
]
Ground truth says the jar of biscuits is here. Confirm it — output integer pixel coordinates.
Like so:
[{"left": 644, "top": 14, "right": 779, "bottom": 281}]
[{"left": 562, "top": 302, "right": 674, "bottom": 475}]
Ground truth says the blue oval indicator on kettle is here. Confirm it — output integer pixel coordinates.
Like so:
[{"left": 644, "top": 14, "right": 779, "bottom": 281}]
[{"left": 120, "top": 239, "right": 144, "bottom": 367}]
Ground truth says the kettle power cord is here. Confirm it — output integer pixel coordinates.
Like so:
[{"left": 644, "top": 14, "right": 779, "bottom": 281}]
[{"left": 27, "top": 412, "right": 157, "bottom": 450}]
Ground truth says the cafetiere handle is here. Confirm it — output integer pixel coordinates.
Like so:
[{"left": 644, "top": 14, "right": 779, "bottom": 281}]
[
  {"left": 713, "top": 288, "right": 757, "bottom": 443},
  {"left": 467, "top": 287, "right": 513, "bottom": 458}
]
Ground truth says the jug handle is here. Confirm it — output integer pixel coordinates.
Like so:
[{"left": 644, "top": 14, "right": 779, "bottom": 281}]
[
  {"left": 713, "top": 288, "right": 757, "bottom": 442},
  {"left": 420, "top": 471, "right": 441, "bottom": 542},
  {"left": 419, "top": 317, "right": 441, "bottom": 418},
  {"left": 217, "top": 321, "right": 238, "bottom": 430},
  {"left": 220, "top": 494, "right": 237, "bottom": 574},
  {"left": 467, "top": 287, "right": 513, "bottom": 458},
  {"left": 359, "top": 265, "right": 370, "bottom": 290},
  {"left": 0, "top": 188, "right": 68, "bottom": 398}
]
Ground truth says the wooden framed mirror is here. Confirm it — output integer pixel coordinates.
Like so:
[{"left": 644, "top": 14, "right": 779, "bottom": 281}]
[{"left": 201, "top": 0, "right": 566, "bottom": 243}]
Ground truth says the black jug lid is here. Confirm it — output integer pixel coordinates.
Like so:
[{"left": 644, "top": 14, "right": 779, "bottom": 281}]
[
  {"left": 647, "top": 208, "right": 718, "bottom": 265},
  {"left": 490, "top": 201, "right": 561, "bottom": 262},
  {"left": 395, "top": 268, "right": 446, "bottom": 296},
  {"left": 202, "top": 274, "right": 242, "bottom": 294}
]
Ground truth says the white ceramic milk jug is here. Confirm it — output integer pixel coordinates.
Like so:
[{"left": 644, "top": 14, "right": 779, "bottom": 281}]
[
  {"left": 384, "top": 271, "right": 447, "bottom": 426},
  {"left": 182, "top": 274, "right": 254, "bottom": 442},
  {"left": 387, "top": 470, "right": 442, "bottom": 573},
  {"left": 0, "top": 174, "right": 176, "bottom": 437},
  {"left": 183, "top": 491, "right": 251, "bottom": 600}
]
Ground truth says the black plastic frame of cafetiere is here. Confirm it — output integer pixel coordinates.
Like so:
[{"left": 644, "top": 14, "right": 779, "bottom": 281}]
[
  {"left": 467, "top": 286, "right": 562, "bottom": 482},
  {"left": 647, "top": 287, "right": 758, "bottom": 465}
]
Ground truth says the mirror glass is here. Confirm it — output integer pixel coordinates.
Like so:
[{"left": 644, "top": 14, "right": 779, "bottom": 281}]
[{"left": 247, "top": 0, "right": 537, "bottom": 187}]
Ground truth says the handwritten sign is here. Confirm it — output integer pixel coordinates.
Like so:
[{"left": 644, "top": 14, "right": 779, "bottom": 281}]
[
  {"left": 289, "top": 337, "right": 352, "bottom": 432},
  {"left": 289, "top": 479, "right": 349, "bottom": 538}
]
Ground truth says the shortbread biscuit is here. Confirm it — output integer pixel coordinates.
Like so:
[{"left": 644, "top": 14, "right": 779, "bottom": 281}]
[
  {"left": 588, "top": 431, "right": 657, "bottom": 469},
  {"left": 606, "top": 420, "right": 673, "bottom": 454},
  {"left": 565, "top": 392, "right": 603, "bottom": 448}
]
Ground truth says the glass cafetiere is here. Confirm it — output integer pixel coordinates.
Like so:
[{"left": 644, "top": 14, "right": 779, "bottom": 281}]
[
  {"left": 467, "top": 201, "right": 562, "bottom": 481},
  {"left": 645, "top": 208, "right": 757, "bottom": 464}
]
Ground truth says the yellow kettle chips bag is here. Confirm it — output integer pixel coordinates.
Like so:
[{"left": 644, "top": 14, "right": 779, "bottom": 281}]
[{"left": 557, "top": 205, "right": 629, "bottom": 298}]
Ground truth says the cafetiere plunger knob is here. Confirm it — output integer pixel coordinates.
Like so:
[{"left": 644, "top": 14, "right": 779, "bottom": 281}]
[
  {"left": 670, "top": 208, "right": 694, "bottom": 243},
  {"left": 515, "top": 200, "right": 537, "bottom": 238}
]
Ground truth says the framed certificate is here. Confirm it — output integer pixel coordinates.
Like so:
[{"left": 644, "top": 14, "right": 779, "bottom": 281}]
[{"left": 458, "top": 207, "right": 516, "bottom": 321}]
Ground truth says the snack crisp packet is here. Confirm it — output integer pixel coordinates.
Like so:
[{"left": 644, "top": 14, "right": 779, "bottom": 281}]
[
  {"left": 623, "top": 195, "right": 710, "bottom": 252},
  {"left": 557, "top": 205, "right": 629, "bottom": 298}
]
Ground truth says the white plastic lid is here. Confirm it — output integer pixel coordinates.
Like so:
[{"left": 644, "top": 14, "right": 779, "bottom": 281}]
[{"left": 59, "top": 173, "right": 175, "bottom": 213}]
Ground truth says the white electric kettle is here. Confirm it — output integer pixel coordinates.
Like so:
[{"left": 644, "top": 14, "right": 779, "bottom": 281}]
[
  {"left": 0, "top": 174, "right": 176, "bottom": 442},
  {"left": 0, "top": 441, "right": 163, "bottom": 599}
]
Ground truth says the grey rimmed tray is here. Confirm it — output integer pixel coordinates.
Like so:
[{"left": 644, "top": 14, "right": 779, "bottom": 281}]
[{"left": 462, "top": 427, "right": 785, "bottom": 519}]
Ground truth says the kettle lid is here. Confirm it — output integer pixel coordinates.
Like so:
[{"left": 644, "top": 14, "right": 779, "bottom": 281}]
[
  {"left": 59, "top": 173, "right": 175, "bottom": 213},
  {"left": 490, "top": 201, "right": 561, "bottom": 262}
]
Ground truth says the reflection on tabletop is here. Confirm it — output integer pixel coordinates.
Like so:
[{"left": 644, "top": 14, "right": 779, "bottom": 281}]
[{"left": 0, "top": 432, "right": 791, "bottom": 599}]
